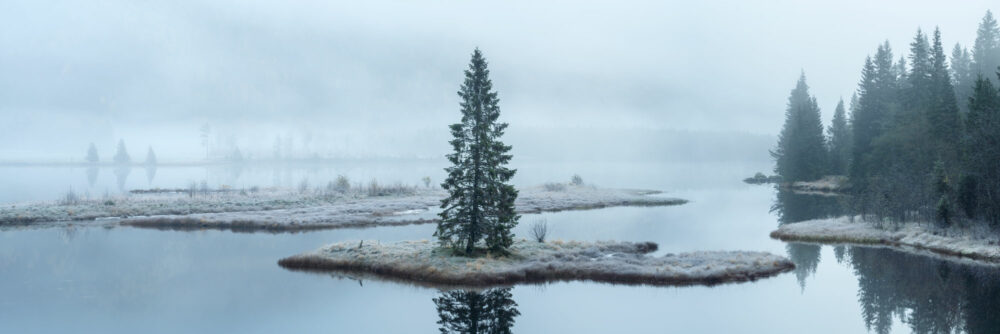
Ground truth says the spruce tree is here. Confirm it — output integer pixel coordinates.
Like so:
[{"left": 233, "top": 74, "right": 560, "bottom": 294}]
[
  {"left": 113, "top": 139, "right": 130, "bottom": 165},
  {"left": 437, "top": 48, "right": 519, "bottom": 255},
  {"left": 827, "top": 98, "right": 851, "bottom": 175},
  {"left": 965, "top": 75, "right": 1000, "bottom": 225},
  {"left": 929, "top": 28, "right": 961, "bottom": 146},
  {"left": 772, "top": 73, "right": 827, "bottom": 182},
  {"left": 951, "top": 43, "right": 974, "bottom": 112},
  {"left": 86, "top": 143, "right": 99, "bottom": 164},
  {"left": 973, "top": 10, "right": 1000, "bottom": 83}
]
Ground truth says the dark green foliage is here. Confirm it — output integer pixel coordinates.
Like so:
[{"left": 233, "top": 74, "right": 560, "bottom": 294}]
[
  {"left": 933, "top": 160, "right": 953, "bottom": 228},
  {"left": 434, "top": 288, "right": 519, "bottom": 334},
  {"left": 772, "top": 73, "right": 827, "bottom": 182},
  {"left": 788, "top": 14, "right": 1000, "bottom": 234},
  {"left": 827, "top": 98, "right": 851, "bottom": 175},
  {"left": 437, "top": 49, "right": 520, "bottom": 255},
  {"left": 965, "top": 75, "right": 1000, "bottom": 225}
]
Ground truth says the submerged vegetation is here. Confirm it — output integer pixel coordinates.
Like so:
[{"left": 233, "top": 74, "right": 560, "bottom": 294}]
[{"left": 278, "top": 239, "right": 794, "bottom": 287}]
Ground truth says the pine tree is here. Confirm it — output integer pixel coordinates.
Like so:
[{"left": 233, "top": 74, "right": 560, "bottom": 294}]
[
  {"left": 952, "top": 43, "right": 974, "bottom": 112},
  {"left": 145, "top": 147, "right": 157, "bottom": 166},
  {"left": 827, "top": 98, "right": 851, "bottom": 175},
  {"left": 772, "top": 73, "right": 827, "bottom": 182},
  {"left": 437, "top": 48, "right": 519, "bottom": 255},
  {"left": 113, "top": 139, "right": 130, "bottom": 165},
  {"left": 973, "top": 10, "right": 1000, "bottom": 83},
  {"left": 965, "top": 75, "right": 1000, "bottom": 225},
  {"left": 928, "top": 27, "right": 961, "bottom": 153},
  {"left": 933, "top": 160, "right": 953, "bottom": 228},
  {"left": 85, "top": 143, "right": 99, "bottom": 163}
]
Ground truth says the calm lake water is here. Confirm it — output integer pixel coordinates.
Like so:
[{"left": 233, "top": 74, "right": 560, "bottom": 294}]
[{"left": 1, "top": 160, "right": 998, "bottom": 333}]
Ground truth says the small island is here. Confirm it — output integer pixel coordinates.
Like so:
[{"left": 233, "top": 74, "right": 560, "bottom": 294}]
[
  {"left": 771, "top": 217, "right": 1000, "bottom": 264},
  {"left": 278, "top": 239, "right": 795, "bottom": 287}
]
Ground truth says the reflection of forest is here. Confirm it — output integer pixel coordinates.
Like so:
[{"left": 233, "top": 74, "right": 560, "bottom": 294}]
[
  {"left": 849, "top": 246, "right": 1000, "bottom": 334},
  {"left": 770, "top": 188, "right": 846, "bottom": 224},
  {"left": 434, "top": 288, "right": 519, "bottom": 334},
  {"left": 772, "top": 185, "right": 1000, "bottom": 333}
]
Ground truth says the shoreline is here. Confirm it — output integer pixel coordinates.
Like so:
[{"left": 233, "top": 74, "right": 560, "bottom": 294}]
[
  {"left": 278, "top": 240, "right": 795, "bottom": 288},
  {"left": 770, "top": 216, "right": 1000, "bottom": 264}
]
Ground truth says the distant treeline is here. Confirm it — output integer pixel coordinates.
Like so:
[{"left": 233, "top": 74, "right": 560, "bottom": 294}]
[{"left": 773, "top": 11, "right": 1000, "bottom": 229}]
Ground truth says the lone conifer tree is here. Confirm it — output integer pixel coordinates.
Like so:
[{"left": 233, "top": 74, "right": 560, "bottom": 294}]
[
  {"left": 113, "top": 139, "right": 130, "bottom": 165},
  {"left": 86, "top": 143, "right": 99, "bottom": 163},
  {"left": 437, "top": 48, "right": 519, "bottom": 255}
]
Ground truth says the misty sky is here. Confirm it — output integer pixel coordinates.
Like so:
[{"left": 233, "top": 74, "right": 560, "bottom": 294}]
[{"left": 0, "top": 0, "right": 996, "bottom": 160}]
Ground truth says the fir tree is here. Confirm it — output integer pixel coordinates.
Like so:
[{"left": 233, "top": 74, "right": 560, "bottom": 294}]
[
  {"left": 85, "top": 143, "right": 99, "bottom": 164},
  {"left": 772, "top": 73, "right": 827, "bottom": 182},
  {"left": 437, "top": 48, "right": 519, "bottom": 255},
  {"left": 965, "top": 75, "right": 1000, "bottom": 225},
  {"left": 113, "top": 139, "right": 130, "bottom": 165},
  {"left": 928, "top": 27, "right": 961, "bottom": 151},
  {"left": 933, "top": 160, "right": 954, "bottom": 228},
  {"left": 951, "top": 43, "right": 974, "bottom": 112},
  {"left": 827, "top": 98, "right": 851, "bottom": 175},
  {"left": 973, "top": 10, "right": 1000, "bottom": 83}
]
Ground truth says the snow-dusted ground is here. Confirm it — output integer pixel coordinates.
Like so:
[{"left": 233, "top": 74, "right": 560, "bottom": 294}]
[
  {"left": 786, "top": 175, "right": 849, "bottom": 195},
  {"left": 0, "top": 185, "right": 685, "bottom": 232},
  {"left": 770, "top": 216, "right": 1000, "bottom": 263},
  {"left": 278, "top": 239, "right": 794, "bottom": 287}
]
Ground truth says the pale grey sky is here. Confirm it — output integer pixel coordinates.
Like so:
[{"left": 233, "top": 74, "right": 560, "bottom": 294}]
[{"left": 0, "top": 0, "right": 995, "bottom": 160}]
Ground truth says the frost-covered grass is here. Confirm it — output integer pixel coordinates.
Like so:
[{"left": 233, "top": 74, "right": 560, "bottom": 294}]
[
  {"left": 770, "top": 216, "right": 1000, "bottom": 263},
  {"left": 0, "top": 184, "right": 685, "bottom": 232},
  {"left": 786, "top": 175, "right": 849, "bottom": 195},
  {"left": 278, "top": 239, "right": 794, "bottom": 287}
]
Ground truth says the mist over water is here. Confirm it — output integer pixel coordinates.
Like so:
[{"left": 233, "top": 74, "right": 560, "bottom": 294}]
[{"left": 3, "top": 1, "right": 1000, "bottom": 333}]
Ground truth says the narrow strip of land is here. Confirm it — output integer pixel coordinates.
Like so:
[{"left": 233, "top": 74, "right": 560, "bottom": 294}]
[
  {"left": 0, "top": 185, "right": 686, "bottom": 232},
  {"left": 770, "top": 216, "right": 1000, "bottom": 264},
  {"left": 278, "top": 239, "right": 794, "bottom": 287}
]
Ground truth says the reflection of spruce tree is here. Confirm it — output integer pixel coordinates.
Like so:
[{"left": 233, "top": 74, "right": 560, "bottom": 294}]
[
  {"left": 770, "top": 189, "right": 846, "bottom": 224},
  {"left": 434, "top": 288, "right": 519, "bottom": 334},
  {"left": 848, "top": 246, "right": 1000, "bottom": 333},
  {"left": 785, "top": 243, "right": 820, "bottom": 291}
]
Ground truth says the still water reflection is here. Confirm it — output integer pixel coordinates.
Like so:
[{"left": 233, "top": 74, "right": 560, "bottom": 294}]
[
  {"left": 435, "top": 288, "right": 519, "bottom": 334},
  {"left": 1, "top": 162, "right": 998, "bottom": 333}
]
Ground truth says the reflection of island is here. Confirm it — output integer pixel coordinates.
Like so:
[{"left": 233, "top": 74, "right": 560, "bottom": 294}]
[
  {"left": 849, "top": 246, "right": 1000, "bottom": 334},
  {"left": 434, "top": 288, "right": 519, "bottom": 334}
]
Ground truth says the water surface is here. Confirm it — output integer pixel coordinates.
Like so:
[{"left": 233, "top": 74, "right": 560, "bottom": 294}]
[{"left": 1, "top": 161, "right": 997, "bottom": 333}]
